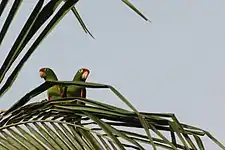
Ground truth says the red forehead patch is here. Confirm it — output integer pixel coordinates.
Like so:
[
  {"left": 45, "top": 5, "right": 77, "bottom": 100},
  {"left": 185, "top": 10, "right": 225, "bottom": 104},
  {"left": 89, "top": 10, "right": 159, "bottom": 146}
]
[
  {"left": 39, "top": 68, "right": 45, "bottom": 72},
  {"left": 83, "top": 68, "right": 90, "bottom": 73}
]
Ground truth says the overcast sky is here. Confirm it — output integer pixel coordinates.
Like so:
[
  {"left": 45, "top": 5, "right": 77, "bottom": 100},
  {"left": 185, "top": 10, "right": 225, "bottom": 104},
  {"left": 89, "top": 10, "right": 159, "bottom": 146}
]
[{"left": 0, "top": 0, "right": 225, "bottom": 149}]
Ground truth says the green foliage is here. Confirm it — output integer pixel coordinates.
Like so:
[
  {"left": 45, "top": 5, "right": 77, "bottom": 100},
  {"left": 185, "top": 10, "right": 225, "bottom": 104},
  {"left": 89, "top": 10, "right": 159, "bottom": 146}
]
[
  {"left": 0, "top": 0, "right": 224, "bottom": 149},
  {"left": 0, "top": 81, "right": 224, "bottom": 149}
]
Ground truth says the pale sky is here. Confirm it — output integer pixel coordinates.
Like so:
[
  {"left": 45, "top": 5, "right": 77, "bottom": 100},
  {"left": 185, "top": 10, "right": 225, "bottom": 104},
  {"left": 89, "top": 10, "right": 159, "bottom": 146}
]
[{"left": 0, "top": 0, "right": 225, "bottom": 149}]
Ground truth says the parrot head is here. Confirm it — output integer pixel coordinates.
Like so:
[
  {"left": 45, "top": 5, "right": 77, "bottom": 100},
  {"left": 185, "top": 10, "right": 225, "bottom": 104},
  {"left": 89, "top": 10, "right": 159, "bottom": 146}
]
[
  {"left": 73, "top": 68, "right": 90, "bottom": 81},
  {"left": 39, "top": 68, "right": 58, "bottom": 81}
]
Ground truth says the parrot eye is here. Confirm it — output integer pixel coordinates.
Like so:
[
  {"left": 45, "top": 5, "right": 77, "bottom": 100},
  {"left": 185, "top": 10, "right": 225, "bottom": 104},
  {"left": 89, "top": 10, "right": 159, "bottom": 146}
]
[{"left": 79, "top": 69, "right": 83, "bottom": 73}]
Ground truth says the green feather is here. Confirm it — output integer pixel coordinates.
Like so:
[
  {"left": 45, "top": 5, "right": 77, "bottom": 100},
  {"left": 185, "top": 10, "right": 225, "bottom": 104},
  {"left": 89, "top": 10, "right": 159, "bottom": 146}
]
[
  {"left": 64, "top": 68, "right": 90, "bottom": 124},
  {"left": 66, "top": 68, "right": 89, "bottom": 101},
  {"left": 39, "top": 68, "right": 63, "bottom": 100}
]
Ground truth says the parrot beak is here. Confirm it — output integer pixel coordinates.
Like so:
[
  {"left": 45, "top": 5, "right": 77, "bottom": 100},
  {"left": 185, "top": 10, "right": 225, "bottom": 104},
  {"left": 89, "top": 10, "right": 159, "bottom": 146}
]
[{"left": 82, "top": 70, "right": 89, "bottom": 80}]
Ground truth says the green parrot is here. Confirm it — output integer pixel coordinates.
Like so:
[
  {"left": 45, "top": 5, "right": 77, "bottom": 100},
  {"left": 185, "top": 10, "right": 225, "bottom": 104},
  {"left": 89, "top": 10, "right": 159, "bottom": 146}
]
[
  {"left": 39, "top": 68, "right": 63, "bottom": 100},
  {"left": 66, "top": 68, "right": 90, "bottom": 103},
  {"left": 63, "top": 68, "right": 90, "bottom": 125}
]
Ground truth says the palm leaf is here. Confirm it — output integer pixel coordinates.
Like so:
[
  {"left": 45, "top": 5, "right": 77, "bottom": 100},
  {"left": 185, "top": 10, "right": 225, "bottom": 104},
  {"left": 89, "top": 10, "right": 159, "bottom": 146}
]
[
  {"left": 0, "top": 98, "right": 223, "bottom": 149},
  {"left": 0, "top": 0, "right": 79, "bottom": 98},
  {"left": 0, "top": 0, "right": 22, "bottom": 47},
  {"left": 193, "top": 135, "right": 204, "bottom": 150},
  {"left": 0, "top": 80, "right": 224, "bottom": 149},
  {"left": 121, "top": 0, "right": 150, "bottom": 22},
  {"left": 0, "top": 0, "right": 9, "bottom": 17},
  {"left": 71, "top": 6, "right": 95, "bottom": 39},
  {"left": 0, "top": 0, "right": 61, "bottom": 84}
]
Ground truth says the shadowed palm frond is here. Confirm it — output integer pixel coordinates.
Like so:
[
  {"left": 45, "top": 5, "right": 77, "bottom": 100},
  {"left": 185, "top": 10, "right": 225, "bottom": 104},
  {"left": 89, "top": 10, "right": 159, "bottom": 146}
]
[
  {"left": 0, "top": 98, "right": 223, "bottom": 150},
  {"left": 0, "top": 81, "right": 224, "bottom": 150}
]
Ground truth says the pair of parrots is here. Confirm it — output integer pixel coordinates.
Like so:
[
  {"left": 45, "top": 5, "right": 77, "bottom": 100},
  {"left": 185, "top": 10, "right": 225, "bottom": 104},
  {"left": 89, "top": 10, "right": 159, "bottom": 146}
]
[{"left": 39, "top": 67, "right": 90, "bottom": 101}]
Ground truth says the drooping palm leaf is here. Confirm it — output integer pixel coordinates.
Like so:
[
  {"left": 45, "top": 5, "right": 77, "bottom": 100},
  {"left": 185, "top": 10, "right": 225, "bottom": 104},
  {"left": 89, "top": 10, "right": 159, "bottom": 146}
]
[
  {"left": 0, "top": 0, "right": 9, "bottom": 17},
  {"left": 0, "top": 0, "right": 79, "bottom": 98},
  {"left": 1, "top": 80, "right": 165, "bottom": 149},
  {"left": 0, "top": 0, "right": 60, "bottom": 84},
  {"left": 121, "top": 0, "right": 149, "bottom": 22},
  {"left": 0, "top": 0, "right": 23, "bottom": 47},
  {"left": 0, "top": 97, "right": 224, "bottom": 149},
  {"left": 3, "top": 81, "right": 108, "bottom": 116},
  {"left": 71, "top": 6, "right": 95, "bottom": 39},
  {"left": 0, "top": 80, "right": 224, "bottom": 149}
]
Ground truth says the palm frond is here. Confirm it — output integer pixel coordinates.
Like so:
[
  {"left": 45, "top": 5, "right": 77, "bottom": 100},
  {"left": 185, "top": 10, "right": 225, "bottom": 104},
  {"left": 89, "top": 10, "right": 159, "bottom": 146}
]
[
  {"left": 0, "top": 0, "right": 8, "bottom": 17},
  {"left": 121, "top": 0, "right": 149, "bottom": 22},
  {"left": 0, "top": 0, "right": 23, "bottom": 47},
  {"left": 0, "top": 0, "right": 58, "bottom": 84},
  {"left": 0, "top": 0, "right": 79, "bottom": 98},
  {"left": 0, "top": 80, "right": 224, "bottom": 149},
  {"left": 0, "top": 98, "right": 223, "bottom": 149},
  {"left": 71, "top": 6, "right": 95, "bottom": 39}
]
